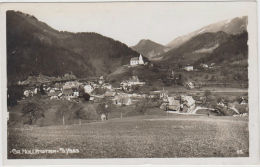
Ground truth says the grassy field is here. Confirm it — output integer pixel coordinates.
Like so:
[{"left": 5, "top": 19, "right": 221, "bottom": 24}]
[{"left": 8, "top": 114, "right": 248, "bottom": 159}]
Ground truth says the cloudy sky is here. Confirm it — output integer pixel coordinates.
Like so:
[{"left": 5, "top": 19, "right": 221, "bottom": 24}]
[{"left": 3, "top": 2, "right": 252, "bottom": 46}]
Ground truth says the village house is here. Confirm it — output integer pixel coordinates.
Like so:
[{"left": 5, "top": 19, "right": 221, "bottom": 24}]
[
  {"left": 112, "top": 94, "right": 132, "bottom": 106},
  {"left": 217, "top": 98, "right": 227, "bottom": 107},
  {"left": 84, "top": 84, "right": 94, "bottom": 94},
  {"left": 23, "top": 88, "right": 36, "bottom": 98},
  {"left": 184, "top": 66, "right": 193, "bottom": 71},
  {"left": 239, "top": 97, "right": 248, "bottom": 105},
  {"left": 167, "top": 97, "right": 181, "bottom": 112},
  {"left": 63, "top": 81, "right": 81, "bottom": 90},
  {"left": 160, "top": 95, "right": 181, "bottom": 112},
  {"left": 102, "top": 83, "right": 112, "bottom": 90},
  {"left": 63, "top": 88, "right": 73, "bottom": 97},
  {"left": 159, "top": 89, "right": 168, "bottom": 101},
  {"left": 128, "top": 76, "right": 144, "bottom": 85},
  {"left": 23, "top": 90, "right": 31, "bottom": 97},
  {"left": 59, "top": 81, "right": 81, "bottom": 100},
  {"left": 98, "top": 76, "right": 105, "bottom": 85},
  {"left": 201, "top": 64, "right": 209, "bottom": 69},
  {"left": 185, "top": 81, "right": 195, "bottom": 89},
  {"left": 120, "top": 76, "right": 145, "bottom": 92},
  {"left": 181, "top": 95, "right": 196, "bottom": 113},
  {"left": 104, "top": 91, "right": 117, "bottom": 97},
  {"left": 130, "top": 54, "right": 144, "bottom": 66},
  {"left": 121, "top": 76, "right": 145, "bottom": 88},
  {"left": 48, "top": 89, "right": 61, "bottom": 99}
]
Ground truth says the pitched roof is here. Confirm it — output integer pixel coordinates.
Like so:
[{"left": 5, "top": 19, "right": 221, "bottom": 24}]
[
  {"left": 168, "top": 97, "right": 180, "bottom": 106},
  {"left": 104, "top": 91, "right": 116, "bottom": 97},
  {"left": 63, "top": 89, "right": 73, "bottom": 95},
  {"left": 130, "top": 57, "right": 139, "bottom": 61},
  {"left": 48, "top": 91, "right": 60, "bottom": 97}
]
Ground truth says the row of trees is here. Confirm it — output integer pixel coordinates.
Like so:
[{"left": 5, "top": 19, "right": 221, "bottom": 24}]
[{"left": 21, "top": 100, "right": 110, "bottom": 126}]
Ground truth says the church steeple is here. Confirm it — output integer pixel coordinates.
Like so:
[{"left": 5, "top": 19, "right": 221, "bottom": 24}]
[{"left": 139, "top": 54, "right": 144, "bottom": 64}]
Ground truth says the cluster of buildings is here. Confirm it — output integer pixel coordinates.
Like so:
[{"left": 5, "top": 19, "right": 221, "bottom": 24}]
[
  {"left": 21, "top": 75, "right": 148, "bottom": 105},
  {"left": 20, "top": 73, "right": 248, "bottom": 116},
  {"left": 158, "top": 89, "right": 196, "bottom": 113},
  {"left": 200, "top": 63, "right": 216, "bottom": 69},
  {"left": 120, "top": 76, "right": 145, "bottom": 92},
  {"left": 17, "top": 54, "right": 247, "bottom": 116},
  {"left": 182, "top": 63, "right": 217, "bottom": 72}
]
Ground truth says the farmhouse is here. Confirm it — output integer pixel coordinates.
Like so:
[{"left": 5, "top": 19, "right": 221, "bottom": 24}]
[
  {"left": 130, "top": 54, "right": 144, "bottom": 66},
  {"left": 167, "top": 97, "right": 181, "bottom": 111},
  {"left": 160, "top": 96, "right": 181, "bottom": 111}
]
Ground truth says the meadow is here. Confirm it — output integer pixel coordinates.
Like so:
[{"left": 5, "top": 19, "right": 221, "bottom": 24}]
[{"left": 8, "top": 114, "right": 248, "bottom": 159}]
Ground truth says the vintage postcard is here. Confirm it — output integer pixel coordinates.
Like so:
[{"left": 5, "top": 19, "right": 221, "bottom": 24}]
[{"left": 0, "top": 1, "right": 259, "bottom": 166}]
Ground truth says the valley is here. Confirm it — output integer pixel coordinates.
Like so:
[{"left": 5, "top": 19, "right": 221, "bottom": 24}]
[{"left": 6, "top": 10, "right": 249, "bottom": 159}]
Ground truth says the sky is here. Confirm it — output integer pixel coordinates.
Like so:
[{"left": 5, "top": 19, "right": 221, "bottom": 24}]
[{"left": 3, "top": 2, "right": 252, "bottom": 46}]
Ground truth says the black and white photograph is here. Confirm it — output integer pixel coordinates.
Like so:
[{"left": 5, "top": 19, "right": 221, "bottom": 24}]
[{"left": 0, "top": 1, "right": 259, "bottom": 166}]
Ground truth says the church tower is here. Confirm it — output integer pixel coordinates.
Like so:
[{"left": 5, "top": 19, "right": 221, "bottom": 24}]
[{"left": 138, "top": 54, "right": 144, "bottom": 64}]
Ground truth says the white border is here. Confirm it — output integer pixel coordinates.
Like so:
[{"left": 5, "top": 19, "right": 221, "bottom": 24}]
[{"left": 0, "top": 1, "right": 259, "bottom": 166}]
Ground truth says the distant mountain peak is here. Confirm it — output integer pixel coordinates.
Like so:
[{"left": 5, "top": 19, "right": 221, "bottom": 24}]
[
  {"left": 135, "top": 39, "right": 162, "bottom": 46},
  {"left": 167, "top": 16, "right": 248, "bottom": 49},
  {"left": 132, "top": 39, "right": 169, "bottom": 60}
]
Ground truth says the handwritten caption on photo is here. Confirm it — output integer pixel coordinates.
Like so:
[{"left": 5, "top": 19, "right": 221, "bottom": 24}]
[{"left": 10, "top": 148, "right": 80, "bottom": 155}]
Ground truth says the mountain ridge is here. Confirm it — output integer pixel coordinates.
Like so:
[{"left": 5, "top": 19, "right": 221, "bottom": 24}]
[
  {"left": 7, "top": 10, "right": 139, "bottom": 85},
  {"left": 166, "top": 16, "right": 247, "bottom": 49}
]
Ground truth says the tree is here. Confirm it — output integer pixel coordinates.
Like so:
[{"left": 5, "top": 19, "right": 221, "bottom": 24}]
[
  {"left": 96, "top": 102, "right": 110, "bottom": 120},
  {"left": 39, "top": 84, "right": 46, "bottom": 95},
  {"left": 93, "top": 88, "right": 106, "bottom": 95},
  {"left": 82, "top": 92, "right": 90, "bottom": 101},
  {"left": 78, "top": 85, "right": 85, "bottom": 97},
  {"left": 22, "top": 102, "right": 45, "bottom": 125},
  {"left": 176, "top": 74, "right": 183, "bottom": 85},
  {"left": 7, "top": 85, "right": 23, "bottom": 106},
  {"left": 74, "top": 107, "right": 87, "bottom": 125},
  {"left": 204, "top": 90, "right": 212, "bottom": 103},
  {"left": 217, "top": 97, "right": 223, "bottom": 103},
  {"left": 56, "top": 102, "right": 73, "bottom": 125},
  {"left": 135, "top": 98, "right": 149, "bottom": 115}
]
